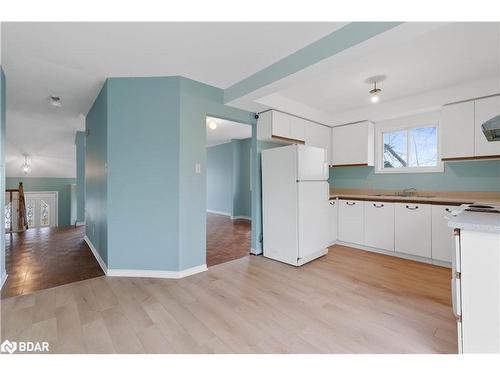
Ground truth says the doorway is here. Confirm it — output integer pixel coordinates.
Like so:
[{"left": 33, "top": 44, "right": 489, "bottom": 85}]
[{"left": 205, "top": 116, "right": 252, "bottom": 267}]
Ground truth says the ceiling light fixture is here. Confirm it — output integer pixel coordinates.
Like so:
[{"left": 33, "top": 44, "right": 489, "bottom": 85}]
[
  {"left": 369, "top": 82, "right": 381, "bottom": 103},
  {"left": 365, "top": 75, "right": 386, "bottom": 104},
  {"left": 207, "top": 120, "right": 217, "bottom": 130},
  {"left": 49, "top": 95, "right": 62, "bottom": 107},
  {"left": 22, "top": 155, "right": 31, "bottom": 175}
]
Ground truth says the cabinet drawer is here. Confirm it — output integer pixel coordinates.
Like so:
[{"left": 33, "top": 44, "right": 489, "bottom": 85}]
[
  {"left": 364, "top": 201, "right": 395, "bottom": 251},
  {"left": 395, "top": 203, "right": 431, "bottom": 258},
  {"left": 338, "top": 200, "right": 364, "bottom": 245}
]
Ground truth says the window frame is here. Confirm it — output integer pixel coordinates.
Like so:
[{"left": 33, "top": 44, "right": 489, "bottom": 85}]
[{"left": 375, "top": 114, "right": 444, "bottom": 174}]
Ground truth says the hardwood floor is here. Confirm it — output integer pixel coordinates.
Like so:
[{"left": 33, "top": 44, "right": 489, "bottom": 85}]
[
  {"left": 1, "top": 226, "right": 104, "bottom": 299},
  {"left": 0, "top": 245, "right": 457, "bottom": 353},
  {"left": 206, "top": 213, "right": 251, "bottom": 267}
]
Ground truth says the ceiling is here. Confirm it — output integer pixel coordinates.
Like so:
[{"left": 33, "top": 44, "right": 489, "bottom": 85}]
[
  {"left": 1, "top": 22, "right": 344, "bottom": 177},
  {"left": 206, "top": 117, "right": 251, "bottom": 147},
  {"left": 266, "top": 22, "right": 500, "bottom": 124}
]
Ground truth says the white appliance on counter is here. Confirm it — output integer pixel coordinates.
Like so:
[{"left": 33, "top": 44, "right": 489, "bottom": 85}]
[
  {"left": 448, "top": 203, "right": 500, "bottom": 353},
  {"left": 262, "top": 144, "right": 330, "bottom": 266}
]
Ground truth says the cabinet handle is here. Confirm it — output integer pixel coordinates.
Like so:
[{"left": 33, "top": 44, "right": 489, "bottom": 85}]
[
  {"left": 329, "top": 201, "right": 336, "bottom": 205},
  {"left": 445, "top": 208, "right": 451, "bottom": 213},
  {"left": 406, "top": 205, "right": 419, "bottom": 210},
  {"left": 373, "top": 203, "right": 384, "bottom": 208},
  {"left": 346, "top": 202, "right": 355, "bottom": 206}
]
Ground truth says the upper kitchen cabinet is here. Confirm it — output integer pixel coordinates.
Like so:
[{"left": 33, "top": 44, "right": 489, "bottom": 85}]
[
  {"left": 442, "top": 95, "right": 500, "bottom": 161},
  {"left": 257, "top": 110, "right": 305, "bottom": 143},
  {"left": 305, "top": 122, "right": 332, "bottom": 165},
  {"left": 331, "top": 121, "right": 374, "bottom": 167},
  {"left": 474, "top": 96, "right": 500, "bottom": 157},
  {"left": 441, "top": 101, "right": 475, "bottom": 160}
]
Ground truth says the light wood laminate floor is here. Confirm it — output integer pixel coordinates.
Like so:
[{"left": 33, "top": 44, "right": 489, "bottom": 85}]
[{"left": 0, "top": 245, "right": 457, "bottom": 354}]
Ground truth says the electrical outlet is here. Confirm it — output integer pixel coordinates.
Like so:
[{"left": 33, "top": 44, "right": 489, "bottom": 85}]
[{"left": 195, "top": 163, "right": 201, "bottom": 174}]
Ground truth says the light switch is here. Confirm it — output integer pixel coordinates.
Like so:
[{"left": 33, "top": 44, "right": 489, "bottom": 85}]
[{"left": 195, "top": 163, "right": 201, "bottom": 174}]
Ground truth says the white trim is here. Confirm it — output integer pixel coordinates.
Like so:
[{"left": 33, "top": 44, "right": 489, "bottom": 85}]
[
  {"left": 250, "top": 248, "right": 262, "bottom": 255},
  {"left": 230, "top": 215, "right": 251, "bottom": 221},
  {"left": 84, "top": 235, "right": 108, "bottom": 274},
  {"left": 207, "top": 209, "right": 231, "bottom": 217},
  {"left": 0, "top": 273, "right": 8, "bottom": 290},
  {"left": 335, "top": 240, "right": 451, "bottom": 268},
  {"left": 106, "top": 264, "right": 207, "bottom": 279},
  {"left": 75, "top": 221, "right": 86, "bottom": 226},
  {"left": 84, "top": 235, "right": 207, "bottom": 279}
]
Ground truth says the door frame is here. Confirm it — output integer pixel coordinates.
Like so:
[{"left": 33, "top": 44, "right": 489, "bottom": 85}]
[{"left": 25, "top": 191, "right": 59, "bottom": 227}]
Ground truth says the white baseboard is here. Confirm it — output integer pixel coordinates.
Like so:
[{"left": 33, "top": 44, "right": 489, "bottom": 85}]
[
  {"left": 207, "top": 209, "right": 231, "bottom": 217},
  {"left": 106, "top": 264, "right": 207, "bottom": 279},
  {"left": 250, "top": 248, "right": 262, "bottom": 255},
  {"left": 231, "top": 215, "right": 251, "bottom": 221},
  {"left": 76, "top": 221, "right": 86, "bottom": 226},
  {"left": 84, "top": 235, "right": 207, "bottom": 279},
  {"left": 84, "top": 235, "right": 108, "bottom": 274},
  {"left": 334, "top": 240, "right": 451, "bottom": 268},
  {"left": 0, "top": 273, "right": 8, "bottom": 290}
]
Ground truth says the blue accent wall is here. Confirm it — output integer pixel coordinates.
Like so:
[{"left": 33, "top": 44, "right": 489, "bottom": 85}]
[
  {"left": 75, "top": 131, "right": 86, "bottom": 223},
  {"left": 232, "top": 138, "right": 252, "bottom": 218},
  {"left": 206, "top": 138, "right": 252, "bottom": 218},
  {"left": 329, "top": 160, "right": 500, "bottom": 192},
  {"left": 207, "top": 142, "right": 233, "bottom": 215},
  {"left": 106, "top": 77, "right": 181, "bottom": 270},
  {"left": 5, "top": 177, "right": 76, "bottom": 227},
  {"left": 1, "top": 67, "right": 6, "bottom": 285},
  {"left": 85, "top": 76, "right": 255, "bottom": 272},
  {"left": 85, "top": 82, "right": 108, "bottom": 265}
]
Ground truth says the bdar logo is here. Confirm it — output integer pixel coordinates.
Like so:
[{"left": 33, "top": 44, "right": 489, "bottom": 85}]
[{"left": 1, "top": 340, "right": 17, "bottom": 354}]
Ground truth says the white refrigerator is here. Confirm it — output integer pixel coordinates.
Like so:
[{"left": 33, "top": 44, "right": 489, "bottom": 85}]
[{"left": 261, "top": 144, "right": 330, "bottom": 266}]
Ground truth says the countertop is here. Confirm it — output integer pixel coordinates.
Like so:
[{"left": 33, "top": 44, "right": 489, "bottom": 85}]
[
  {"left": 447, "top": 210, "right": 500, "bottom": 233},
  {"left": 329, "top": 193, "right": 476, "bottom": 206},
  {"left": 329, "top": 189, "right": 500, "bottom": 206}
]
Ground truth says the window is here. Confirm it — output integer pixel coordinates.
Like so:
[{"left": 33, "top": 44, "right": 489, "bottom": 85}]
[
  {"left": 377, "top": 122, "right": 442, "bottom": 174},
  {"left": 40, "top": 199, "right": 50, "bottom": 227}
]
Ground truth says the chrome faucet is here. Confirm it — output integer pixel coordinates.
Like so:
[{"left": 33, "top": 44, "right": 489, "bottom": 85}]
[{"left": 397, "top": 188, "right": 417, "bottom": 197}]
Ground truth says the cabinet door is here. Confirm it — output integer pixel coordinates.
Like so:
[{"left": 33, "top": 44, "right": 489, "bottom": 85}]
[
  {"left": 431, "top": 205, "right": 455, "bottom": 262},
  {"left": 441, "top": 101, "right": 475, "bottom": 159},
  {"left": 328, "top": 199, "right": 338, "bottom": 244},
  {"left": 395, "top": 203, "right": 431, "bottom": 258},
  {"left": 305, "top": 122, "right": 332, "bottom": 164},
  {"left": 474, "top": 96, "right": 500, "bottom": 157},
  {"left": 331, "top": 121, "right": 373, "bottom": 166},
  {"left": 271, "top": 111, "right": 291, "bottom": 139},
  {"left": 338, "top": 199, "right": 364, "bottom": 245},
  {"left": 290, "top": 116, "right": 306, "bottom": 142},
  {"left": 364, "top": 201, "right": 395, "bottom": 251}
]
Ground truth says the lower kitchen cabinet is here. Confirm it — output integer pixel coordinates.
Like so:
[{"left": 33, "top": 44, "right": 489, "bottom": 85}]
[
  {"left": 328, "top": 199, "right": 338, "bottom": 244},
  {"left": 338, "top": 199, "right": 364, "bottom": 245},
  {"left": 364, "top": 201, "right": 395, "bottom": 251},
  {"left": 431, "top": 205, "right": 456, "bottom": 262},
  {"left": 395, "top": 203, "right": 432, "bottom": 258}
]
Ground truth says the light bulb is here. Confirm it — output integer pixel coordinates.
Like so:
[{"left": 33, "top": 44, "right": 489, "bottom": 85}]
[
  {"left": 22, "top": 164, "right": 30, "bottom": 174},
  {"left": 371, "top": 94, "right": 380, "bottom": 103},
  {"left": 208, "top": 120, "right": 217, "bottom": 130}
]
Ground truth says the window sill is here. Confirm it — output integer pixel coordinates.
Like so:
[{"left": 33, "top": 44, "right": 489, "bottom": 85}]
[{"left": 375, "top": 166, "right": 444, "bottom": 174}]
